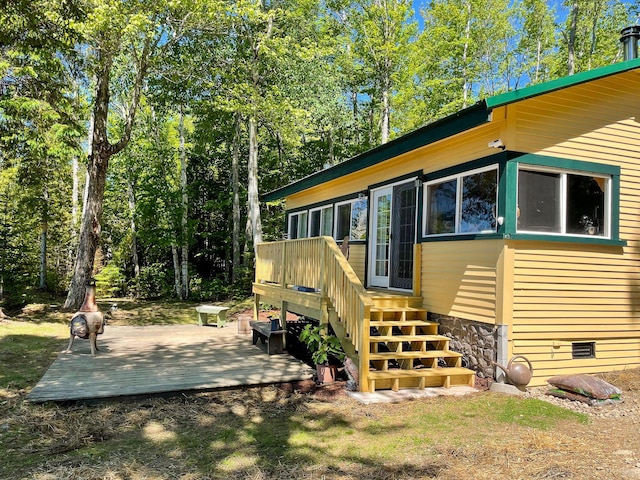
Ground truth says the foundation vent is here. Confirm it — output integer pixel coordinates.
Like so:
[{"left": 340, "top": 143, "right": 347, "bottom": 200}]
[{"left": 572, "top": 342, "right": 595, "bottom": 359}]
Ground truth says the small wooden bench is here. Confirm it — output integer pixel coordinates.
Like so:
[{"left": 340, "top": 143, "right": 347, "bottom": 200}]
[
  {"left": 250, "top": 321, "right": 286, "bottom": 355},
  {"left": 195, "top": 305, "right": 230, "bottom": 327}
]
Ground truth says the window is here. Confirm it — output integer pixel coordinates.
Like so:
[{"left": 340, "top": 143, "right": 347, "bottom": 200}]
[
  {"left": 288, "top": 211, "right": 308, "bottom": 239},
  {"left": 336, "top": 198, "right": 368, "bottom": 240},
  {"left": 517, "top": 167, "right": 609, "bottom": 237},
  {"left": 425, "top": 166, "right": 497, "bottom": 236},
  {"left": 309, "top": 206, "right": 333, "bottom": 237}
]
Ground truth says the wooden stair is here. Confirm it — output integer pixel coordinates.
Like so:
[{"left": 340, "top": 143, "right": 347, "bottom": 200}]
[{"left": 364, "top": 300, "right": 476, "bottom": 393}]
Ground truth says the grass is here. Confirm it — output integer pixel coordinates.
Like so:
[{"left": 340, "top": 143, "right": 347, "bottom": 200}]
[{"left": 1, "top": 297, "right": 638, "bottom": 479}]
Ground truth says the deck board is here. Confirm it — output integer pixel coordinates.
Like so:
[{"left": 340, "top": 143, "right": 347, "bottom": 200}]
[{"left": 27, "top": 324, "right": 314, "bottom": 403}]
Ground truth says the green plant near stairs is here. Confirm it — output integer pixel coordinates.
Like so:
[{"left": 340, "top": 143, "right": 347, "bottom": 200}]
[{"left": 300, "top": 324, "right": 345, "bottom": 366}]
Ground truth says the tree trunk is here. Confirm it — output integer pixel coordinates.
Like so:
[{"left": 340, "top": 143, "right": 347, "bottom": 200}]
[
  {"left": 232, "top": 112, "right": 241, "bottom": 283},
  {"left": 535, "top": 38, "right": 542, "bottom": 83},
  {"left": 567, "top": 1, "right": 578, "bottom": 75},
  {"left": 179, "top": 109, "right": 189, "bottom": 299},
  {"left": 39, "top": 184, "right": 48, "bottom": 291},
  {"left": 65, "top": 147, "right": 110, "bottom": 309},
  {"left": 64, "top": 51, "right": 113, "bottom": 310},
  {"left": 462, "top": 1, "right": 472, "bottom": 108},
  {"left": 65, "top": 37, "right": 150, "bottom": 310},
  {"left": 247, "top": 115, "right": 263, "bottom": 256},
  {"left": 127, "top": 179, "right": 140, "bottom": 297},
  {"left": 243, "top": 216, "right": 252, "bottom": 267},
  {"left": 381, "top": 83, "right": 390, "bottom": 145},
  {"left": 172, "top": 240, "right": 182, "bottom": 299},
  {"left": 68, "top": 154, "right": 79, "bottom": 274}
]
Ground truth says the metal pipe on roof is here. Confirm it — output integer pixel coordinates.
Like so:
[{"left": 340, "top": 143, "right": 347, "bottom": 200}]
[{"left": 620, "top": 26, "right": 640, "bottom": 61}]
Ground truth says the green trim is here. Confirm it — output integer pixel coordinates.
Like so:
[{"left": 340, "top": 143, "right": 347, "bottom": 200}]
[
  {"left": 262, "top": 104, "right": 490, "bottom": 201},
  {"left": 486, "top": 58, "right": 640, "bottom": 108},
  {"left": 504, "top": 233, "right": 626, "bottom": 247},
  {"left": 421, "top": 233, "right": 504, "bottom": 243},
  {"left": 503, "top": 161, "right": 519, "bottom": 237},
  {"left": 515, "top": 153, "right": 620, "bottom": 175},
  {"left": 420, "top": 232, "right": 625, "bottom": 246},
  {"left": 512, "top": 154, "right": 621, "bottom": 241}
]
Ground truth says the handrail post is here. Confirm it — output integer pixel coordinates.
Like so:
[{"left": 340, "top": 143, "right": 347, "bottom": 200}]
[
  {"left": 413, "top": 243, "right": 421, "bottom": 297},
  {"left": 280, "top": 241, "right": 287, "bottom": 288},
  {"left": 319, "top": 238, "right": 326, "bottom": 295},
  {"left": 359, "top": 303, "right": 370, "bottom": 392}
]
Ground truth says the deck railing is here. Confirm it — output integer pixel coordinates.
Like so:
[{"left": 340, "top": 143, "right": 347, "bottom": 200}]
[{"left": 255, "top": 236, "right": 372, "bottom": 377}]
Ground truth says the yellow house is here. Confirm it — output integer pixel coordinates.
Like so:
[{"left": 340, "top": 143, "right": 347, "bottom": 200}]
[{"left": 254, "top": 53, "right": 640, "bottom": 392}]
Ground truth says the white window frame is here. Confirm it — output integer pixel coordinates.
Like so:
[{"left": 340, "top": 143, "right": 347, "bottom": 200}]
[
  {"left": 516, "top": 165, "right": 611, "bottom": 238},
  {"left": 423, "top": 164, "right": 499, "bottom": 237},
  {"left": 335, "top": 197, "right": 368, "bottom": 241},
  {"left": 308, "top": 205, "right": 334, "bottom": 237},
  {"left": 288, "top": 211, "right": 308, "bottom": 239}
]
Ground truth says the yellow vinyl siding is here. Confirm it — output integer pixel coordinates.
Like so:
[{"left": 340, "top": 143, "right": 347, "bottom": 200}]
[
  {"left": 511, "top": 74, "right": 640, "bottom": 166},
  {"left": 510, "top": 241, "right": 640, "bottom": 385},
  {"left": 420, "top": 240, "right": 500, "bottom": 324},
  {"left": 504, "top": 73, "right": 640, "bottom": 386},
  {"left": 512, "top": 339, "right": 640, "bottom": 384}
]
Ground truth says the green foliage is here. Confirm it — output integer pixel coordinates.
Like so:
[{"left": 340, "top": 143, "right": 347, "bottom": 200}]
[
  {"left": 189, "top": 275, "right": 232, "bottom": 302},
  {"left": 137, "top": 263, "right": 173, "bottom": 299},
  {"left": 95, "top": 262, "right": 127, "bottom": 298},
  {"left": 299, "top": 324, "right": 345, "bottom": 365}
]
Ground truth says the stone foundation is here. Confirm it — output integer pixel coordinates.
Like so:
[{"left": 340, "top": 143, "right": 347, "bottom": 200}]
[{"left": 429, "top": 313, "right": 497, "bottom": 379}]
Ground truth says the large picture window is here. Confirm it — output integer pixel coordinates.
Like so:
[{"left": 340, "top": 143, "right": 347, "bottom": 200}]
[
  {"left": 336, "top": 198, "right": 368, "bottom": 240},
  {"left": 425, "top": 166, "right": 497, "bottom": 236},
  {"left": 517, "top": 167, "right": 609, "bottom": 237}
]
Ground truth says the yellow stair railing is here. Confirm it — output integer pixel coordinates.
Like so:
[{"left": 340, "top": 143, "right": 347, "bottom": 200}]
[{"left": 255, "top": 237, "right": 373, "bottom": 391}]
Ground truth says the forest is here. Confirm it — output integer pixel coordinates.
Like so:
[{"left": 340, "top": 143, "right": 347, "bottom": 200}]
[{"left": 1, "top": 0, "right": 638, "bottom": 310}]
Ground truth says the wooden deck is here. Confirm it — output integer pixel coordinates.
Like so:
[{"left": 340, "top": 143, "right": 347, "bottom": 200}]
[{"left": 27, "top": 323, "right": 314, "bottom": 403}]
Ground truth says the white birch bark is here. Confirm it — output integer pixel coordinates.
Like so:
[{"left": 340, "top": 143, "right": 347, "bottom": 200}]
[
  {"left": 179, "top": 110, "right": 189, "bottom": 299},
  {"left": 232, "top": 112, "right": 241, "bottom": 283}
]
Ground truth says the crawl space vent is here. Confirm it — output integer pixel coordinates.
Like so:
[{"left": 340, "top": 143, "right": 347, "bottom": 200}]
[{"left": 572, "top": 342, "right": 595, "bottom": 359}]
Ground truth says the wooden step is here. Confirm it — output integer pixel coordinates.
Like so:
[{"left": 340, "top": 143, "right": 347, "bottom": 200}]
[
  {"left": 369, "top": 295, "right": 423, "bottom": 309},
  {"left": 369, "top": 334, "right": 448, "bottom": 343},
  {"left": 369, "top": 350, "right": 462, "bottom": 361},
  {"left": 370, "top": 307, "right": 427, "bottom": 322},
  {"left": 366, "top": 367, "right": 476, "bottom": 392},
  {"left": 370, "top": 320, "right": 439, "bottom": 336},
  {"left": 369, "top": 320, "right": 437, "bottom": 327}
]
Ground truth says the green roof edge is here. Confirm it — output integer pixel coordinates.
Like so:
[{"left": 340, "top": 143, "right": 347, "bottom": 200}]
[{"left": 263, "top": 58, "right": 640, "bottom": 202}]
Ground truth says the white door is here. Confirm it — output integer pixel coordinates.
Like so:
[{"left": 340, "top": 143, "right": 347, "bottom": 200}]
[
  {"left": 368, "top": 180, "right": 417, "bottom": 289},
  {"left": 369, "top": 187, "right": 392, "bottom": 287}
]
